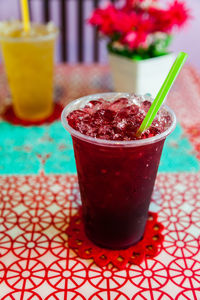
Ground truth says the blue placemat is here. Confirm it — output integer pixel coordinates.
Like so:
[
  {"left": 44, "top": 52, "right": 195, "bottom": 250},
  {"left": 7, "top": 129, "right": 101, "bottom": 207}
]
[{"left": 0, "top": 121, "right": 199, "bottom": 175}]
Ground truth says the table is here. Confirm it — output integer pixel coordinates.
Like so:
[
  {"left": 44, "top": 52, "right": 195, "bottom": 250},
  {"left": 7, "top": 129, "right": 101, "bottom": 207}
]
[{"left": 0, "top": 64, "right": 200, "bottom": 299}]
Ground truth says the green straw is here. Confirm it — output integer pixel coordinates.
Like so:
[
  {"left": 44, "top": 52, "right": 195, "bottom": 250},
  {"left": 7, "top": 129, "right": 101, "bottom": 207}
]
[{"left": 136, "top": 52, "right": 188, "bottom": 137}]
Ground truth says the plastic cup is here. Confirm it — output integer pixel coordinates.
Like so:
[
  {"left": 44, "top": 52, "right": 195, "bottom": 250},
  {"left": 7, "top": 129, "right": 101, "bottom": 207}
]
[
  {"left": 0, "top": 23, "right": 58, "bottom": 121},
  {"left": 61, "top": 93, "right": 176, "bottom": 249}
]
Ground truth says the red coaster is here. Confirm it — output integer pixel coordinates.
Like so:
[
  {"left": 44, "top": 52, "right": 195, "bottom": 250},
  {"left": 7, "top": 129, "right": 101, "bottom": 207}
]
[
  {"left": 2, "top": 103, "right": 63, "bottom": 126},
  {"left": 67, "top": 210, "right": 164, "bottom": 269}
]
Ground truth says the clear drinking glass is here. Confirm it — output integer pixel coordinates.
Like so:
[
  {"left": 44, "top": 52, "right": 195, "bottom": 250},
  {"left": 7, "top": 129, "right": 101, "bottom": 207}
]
[
  {"left": 0, "top": 22, "right": 58, "bottom": 121},
  {"left": 62, "top": 93, "right": 176, "bottom": 249}
]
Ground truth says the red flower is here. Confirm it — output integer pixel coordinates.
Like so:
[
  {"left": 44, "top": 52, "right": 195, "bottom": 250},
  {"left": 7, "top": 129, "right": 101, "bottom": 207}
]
[
  {"left": 137, "top": 11, "right": 155, "bottom": 33},
  {"left": 148, "top": 1, "right": 190, "bottom": 33},
  {"left": 89, "top": 0, "right": 190, "bottom": 51},
  {"left": 148, "top": 7, "right": 170, "bottom": 32},
  {"left": 113, "top": 11, "right": 138, "bottom": 34},
  {"left": 123, "top": 0, "right": 138, "bottom": 10},
  {"left": 123, "top": 0, "right": 159, "bottom": 11},
  {"left": 168, "top": 0, "right": 190, "bottom": 27},
  {"left": 89, "top": 5, "right": 117, "bottom": 35},
  {"left": 123, "top": 31, "right": 148, "bottom": 49}
]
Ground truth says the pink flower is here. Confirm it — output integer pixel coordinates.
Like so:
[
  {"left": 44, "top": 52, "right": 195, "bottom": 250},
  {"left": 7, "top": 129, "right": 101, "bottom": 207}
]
[
  {"left": 168, "top": 0, "right": 190, "bottom": 27},
  {"left": 89, "top": 0, "right": 191, "bottom": 51},
  {"left": 148, "top": 1, "right": 190, "bottom": 33},
  {"left": 137, "top": 12, "right": 155, "bottom": 33},
  {"left": 89, "top": 5, "right": 117, "bottom": 35},
  {"left": 123, "top": 0, "right": 159, "bottom": 11},
  {"left": 123, "top": 31, "right": 147, "bottom": 49},
  {"left": 113, "top": 11, "right": 138, "bottom": 34}
]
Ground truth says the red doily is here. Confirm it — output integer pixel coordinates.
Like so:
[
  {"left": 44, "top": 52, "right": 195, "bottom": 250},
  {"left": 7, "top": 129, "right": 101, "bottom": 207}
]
[
  {"left": 2, "top": 103, "right": 63, "bottom": 126},
  {"left": 66, "top": 210, "right": 164, "bottom": 269}
]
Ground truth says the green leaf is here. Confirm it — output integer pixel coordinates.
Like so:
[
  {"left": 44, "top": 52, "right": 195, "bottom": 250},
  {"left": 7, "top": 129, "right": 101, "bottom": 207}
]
[{"left": 107, "top": 35, "right": 173, "bottom": 60}]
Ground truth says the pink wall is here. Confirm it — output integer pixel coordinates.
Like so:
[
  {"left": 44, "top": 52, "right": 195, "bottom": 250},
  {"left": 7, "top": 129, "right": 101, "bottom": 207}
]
[
  {"left": 0, "top": 0, "right": 19, "bottom": 19},
  {"left": 0, "top": 0, "right": 199, "bottom": 71}
]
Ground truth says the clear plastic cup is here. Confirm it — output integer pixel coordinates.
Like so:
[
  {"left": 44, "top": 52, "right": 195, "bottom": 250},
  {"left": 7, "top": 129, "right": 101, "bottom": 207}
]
[
  {"left": 61, "top": 93, "right": 176, "bottom": 249},
  {"left": 0, "top": 22, "right": 58, "bottom": 121}
]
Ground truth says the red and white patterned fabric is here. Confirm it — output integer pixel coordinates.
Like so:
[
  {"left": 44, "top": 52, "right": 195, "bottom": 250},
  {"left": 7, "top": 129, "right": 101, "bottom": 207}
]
[{"left": 0, "top": 173, "right": 200, "bottom": 299}]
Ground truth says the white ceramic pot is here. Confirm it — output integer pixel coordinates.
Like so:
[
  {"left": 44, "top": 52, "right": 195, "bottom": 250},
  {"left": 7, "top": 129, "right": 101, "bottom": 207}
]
[{"left": 108, "top": 52, "right": 176, "bottom": 97}]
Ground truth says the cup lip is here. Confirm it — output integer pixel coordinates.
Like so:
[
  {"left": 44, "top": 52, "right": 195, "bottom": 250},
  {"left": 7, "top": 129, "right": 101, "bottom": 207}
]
[
  {"left": 0, "top": 22, "right": 58, "bottom": 42},
  {"left": 61, "top": 92, "right": 176, "bottom": 148},
  {"left": 0, "top": 32, "right": 58, "bottom": 42}
]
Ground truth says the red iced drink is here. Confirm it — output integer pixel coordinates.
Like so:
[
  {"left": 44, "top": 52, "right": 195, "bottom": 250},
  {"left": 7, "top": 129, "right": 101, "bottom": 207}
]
[{"left": 61, "top": 93, "right": 176, "bottom": 249}]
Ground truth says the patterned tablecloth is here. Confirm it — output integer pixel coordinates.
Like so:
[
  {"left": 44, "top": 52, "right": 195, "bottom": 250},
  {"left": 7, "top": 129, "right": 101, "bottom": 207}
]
[{"left": 0, "top": 64, "right": 200, "bottom": 300}]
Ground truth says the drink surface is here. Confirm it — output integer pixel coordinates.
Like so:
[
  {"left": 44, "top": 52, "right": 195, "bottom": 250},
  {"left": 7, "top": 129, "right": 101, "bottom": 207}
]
[
  {"left": 67, "top": 95, "right": 172, "bottom": 141},
  {"left": 0, "top": 20, "right": 57, "bottom": 38}
]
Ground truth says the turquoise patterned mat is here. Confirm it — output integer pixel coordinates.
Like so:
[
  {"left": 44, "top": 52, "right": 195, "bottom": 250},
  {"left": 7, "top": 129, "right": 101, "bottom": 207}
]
[{"left": 0, "top": 121, "right": 199, "bottom": 174}]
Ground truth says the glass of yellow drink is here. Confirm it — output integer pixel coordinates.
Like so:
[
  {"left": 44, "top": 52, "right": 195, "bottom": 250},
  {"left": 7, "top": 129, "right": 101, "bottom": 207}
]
[{"left": 0, "top": 21, "right": 58, "bottom": 121}]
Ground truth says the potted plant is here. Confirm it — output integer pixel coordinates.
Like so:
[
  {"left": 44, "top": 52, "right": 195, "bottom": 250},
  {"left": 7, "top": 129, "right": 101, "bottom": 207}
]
[{"left": 89, "top": 0, "right": 190, "bottom": 96}]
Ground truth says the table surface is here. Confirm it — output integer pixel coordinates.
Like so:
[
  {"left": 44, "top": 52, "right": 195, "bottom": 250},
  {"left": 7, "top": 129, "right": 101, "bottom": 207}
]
[{"left": 0, "top": 64, "right": 200, "bottom": 300}]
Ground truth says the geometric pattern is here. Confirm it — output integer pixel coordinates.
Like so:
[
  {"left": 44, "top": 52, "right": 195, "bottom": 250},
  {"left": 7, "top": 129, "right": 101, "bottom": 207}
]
[
  {"left": 66, "top": 210, "right": 163, "bottom": 269},
  {"left": 0, "top": 173, "right": 200, "bottom": 299}
]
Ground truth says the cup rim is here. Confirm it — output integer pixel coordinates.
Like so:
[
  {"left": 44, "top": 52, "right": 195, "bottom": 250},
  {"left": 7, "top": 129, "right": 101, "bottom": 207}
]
[
  {"left": 61, "top": 92, "right": 176, "bottom": 148},
  {"left": 0, "top": 22, "right": 58, "bottom": 42},
  {"left": 0, "top": 32, "right": 58, "bottom": 42}
]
